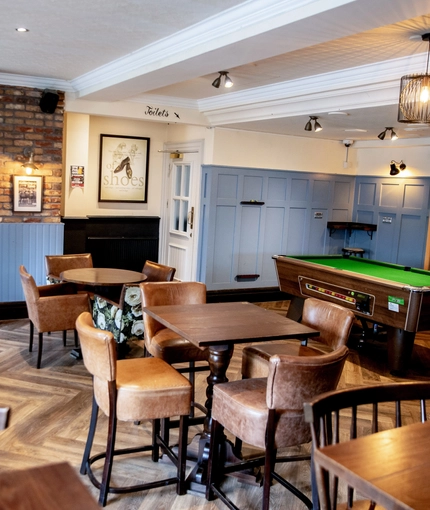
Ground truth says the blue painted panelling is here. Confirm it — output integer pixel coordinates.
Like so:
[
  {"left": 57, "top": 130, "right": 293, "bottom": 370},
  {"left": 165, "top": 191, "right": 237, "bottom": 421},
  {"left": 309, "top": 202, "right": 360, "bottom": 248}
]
[{"left": 0, "top": 223, "right": 63, "bottom": 302}]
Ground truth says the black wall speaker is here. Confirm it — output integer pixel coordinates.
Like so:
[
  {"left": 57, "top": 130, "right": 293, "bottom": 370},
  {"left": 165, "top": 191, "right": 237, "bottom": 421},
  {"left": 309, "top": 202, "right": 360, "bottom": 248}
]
[{"left": 39, "top": 89, "right": 59, "bottom": 114}]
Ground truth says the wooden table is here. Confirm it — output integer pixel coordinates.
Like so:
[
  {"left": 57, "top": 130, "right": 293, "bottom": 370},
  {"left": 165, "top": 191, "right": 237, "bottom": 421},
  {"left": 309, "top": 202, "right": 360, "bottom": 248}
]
[
  {"left": 142, "top": 301, "right": 319, "bottom": 492},
  {"left": 60, "top": 267, "right": 147, "bottom": 287},
  {"left": 61, "top": 268, "right": 147, "bottom": 358},
  {"left": 0, "top": 462, "right": 99, "bottom": 509},
  {"left": 314, "top": 420, "right": 430, "bottom": 510}
]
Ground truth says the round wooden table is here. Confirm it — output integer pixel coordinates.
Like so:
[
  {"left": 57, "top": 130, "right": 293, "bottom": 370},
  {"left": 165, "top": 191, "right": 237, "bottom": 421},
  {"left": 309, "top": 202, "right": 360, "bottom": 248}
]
[
  {"left": 60, "top": 268, "right": 147, "bottom": 359},
  {"left": 60, "top": 267, "right": 147, "bottom": 286}
]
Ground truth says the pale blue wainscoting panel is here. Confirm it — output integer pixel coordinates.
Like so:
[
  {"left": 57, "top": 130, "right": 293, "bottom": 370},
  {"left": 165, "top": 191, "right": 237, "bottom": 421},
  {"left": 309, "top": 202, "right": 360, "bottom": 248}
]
[{"left": 0, "top": 223, "right": 64, "bottom": 302}]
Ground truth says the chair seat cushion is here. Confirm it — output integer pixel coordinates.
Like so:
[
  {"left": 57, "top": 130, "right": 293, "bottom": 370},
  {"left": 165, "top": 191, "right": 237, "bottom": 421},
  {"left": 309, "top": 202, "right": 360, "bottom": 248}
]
[
  {"left": 94, "top": 357, "right": 192, "bottom": 421},
  {"left": 147, "top": 329, "right": 208, "bottom": 364},
  {"left": 212, "top": 378, "right": 311, "bottom": 450},
  {"left": 242, "top": 340, "right": 331, "bottom": 379}
]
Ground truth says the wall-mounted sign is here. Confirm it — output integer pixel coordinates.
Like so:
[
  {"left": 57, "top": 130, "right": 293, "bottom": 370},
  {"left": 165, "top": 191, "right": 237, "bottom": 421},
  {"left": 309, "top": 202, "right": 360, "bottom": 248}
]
[{"left": 70, "top": 165, "right": 84, "bottom": 188}]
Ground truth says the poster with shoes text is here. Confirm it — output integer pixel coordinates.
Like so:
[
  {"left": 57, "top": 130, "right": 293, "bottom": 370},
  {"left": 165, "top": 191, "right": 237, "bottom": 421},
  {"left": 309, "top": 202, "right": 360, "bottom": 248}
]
[{"left": 99, "top": 134, "right": 150, "bottom": 203}]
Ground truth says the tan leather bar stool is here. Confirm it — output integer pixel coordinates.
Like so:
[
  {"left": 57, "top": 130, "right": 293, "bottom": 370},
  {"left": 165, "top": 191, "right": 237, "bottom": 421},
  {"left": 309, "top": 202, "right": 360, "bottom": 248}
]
[{"left": 76, "top": 312, "right": 192, "bottom": 507}]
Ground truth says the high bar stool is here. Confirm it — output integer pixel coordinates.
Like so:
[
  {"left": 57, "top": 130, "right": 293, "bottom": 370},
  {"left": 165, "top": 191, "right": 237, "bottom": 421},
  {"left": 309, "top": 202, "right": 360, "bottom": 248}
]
[
  {"left": 341, "top": 247, "right": 364, "bottom": 257},
  {"left": 76, "top": 312, "right": 192, "bottom": 507}
]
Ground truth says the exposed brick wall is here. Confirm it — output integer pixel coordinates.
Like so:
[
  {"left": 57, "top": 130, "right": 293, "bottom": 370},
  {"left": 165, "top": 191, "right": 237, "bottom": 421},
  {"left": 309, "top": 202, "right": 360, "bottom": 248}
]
[{"left": 0, "top": 85, "right": 64, "bottom": 223}]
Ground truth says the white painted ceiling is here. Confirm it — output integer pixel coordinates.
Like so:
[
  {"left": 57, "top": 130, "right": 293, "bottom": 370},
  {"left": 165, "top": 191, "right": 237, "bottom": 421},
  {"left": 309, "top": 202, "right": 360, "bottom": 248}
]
[{"left": 2, "top": 0, "right": 430, "bottom": 141}]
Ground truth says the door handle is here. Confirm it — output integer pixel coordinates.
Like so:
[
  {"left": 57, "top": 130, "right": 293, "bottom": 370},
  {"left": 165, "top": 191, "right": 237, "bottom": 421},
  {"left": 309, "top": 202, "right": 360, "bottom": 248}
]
[{"left": 187, "top": 207, "right": 194, "bottom": 229}]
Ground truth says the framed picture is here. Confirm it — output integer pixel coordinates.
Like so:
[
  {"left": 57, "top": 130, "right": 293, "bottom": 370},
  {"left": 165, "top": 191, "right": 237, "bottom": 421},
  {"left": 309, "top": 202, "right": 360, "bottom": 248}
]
[
  {"left": 13, "top": 175, "right": 43, "bottom": 212},
  {"left": 99, "top": 134, "right": 150, "bottom": 203}
]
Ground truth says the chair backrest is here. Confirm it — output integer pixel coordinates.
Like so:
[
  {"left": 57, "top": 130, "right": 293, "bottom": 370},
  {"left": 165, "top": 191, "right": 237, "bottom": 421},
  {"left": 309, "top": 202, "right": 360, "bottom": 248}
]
[
  {"left": 265, "top": 345, "right": 349, "bottom": 446},
  {"left": 19, "top": 265, "right": 39, "bottom": 320},
  {"left": 301, "top": 297, "right": 355, "bottom": 349},
  {"left": 45, "top": 253, "right": 93, "bottom": 280},
  {"left": 76, "top": 311, "right": 117, "bottom": 383},
  {"left": 141, "top": 281, "right": 206, "bottom": 339},
  {"left": 142, "top": 260, "right": 176, "bottom": 282},
  {"left": 303, "top": 381, "right": 430, "bottom": 509}
]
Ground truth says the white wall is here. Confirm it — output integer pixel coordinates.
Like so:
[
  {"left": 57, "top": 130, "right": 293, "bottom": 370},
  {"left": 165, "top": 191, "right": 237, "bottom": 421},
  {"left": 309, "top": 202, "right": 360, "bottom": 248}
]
[
  {"left": 211, "top": 128, "right": 356, "bottom": 174},
  {"left": 353, "top": 138, "right": 430, "bottom": 177},
  {"left": 63, "top": 113, "right": 169, "bottom": 217}
]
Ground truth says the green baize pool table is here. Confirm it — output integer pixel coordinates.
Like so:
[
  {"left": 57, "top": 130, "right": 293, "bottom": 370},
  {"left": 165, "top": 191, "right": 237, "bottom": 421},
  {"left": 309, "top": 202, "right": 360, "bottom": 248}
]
[{"left": 274, "top": 255, "right": 430, "bottom": 374}]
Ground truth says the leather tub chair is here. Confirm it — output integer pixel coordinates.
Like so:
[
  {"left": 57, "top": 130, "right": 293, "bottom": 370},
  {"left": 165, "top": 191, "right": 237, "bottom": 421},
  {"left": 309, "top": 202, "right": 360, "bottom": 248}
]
[
  {"left": 207, "top": 345, "right": 349, "bottom": 510},
  {"left": 45, "top": 253, "right": 93, "bottom": 284},
  {"left": 19, "top": 265, "right": 90, "bottom": 368},
  {"left": 241, "top": 297, "right": 355, "bottom": 379}
]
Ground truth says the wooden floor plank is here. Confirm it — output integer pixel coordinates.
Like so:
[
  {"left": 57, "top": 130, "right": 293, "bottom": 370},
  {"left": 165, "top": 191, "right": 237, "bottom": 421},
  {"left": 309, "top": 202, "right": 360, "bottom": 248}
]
[{"left": 1, "top": 304, "right": 430, "bottom": 508}]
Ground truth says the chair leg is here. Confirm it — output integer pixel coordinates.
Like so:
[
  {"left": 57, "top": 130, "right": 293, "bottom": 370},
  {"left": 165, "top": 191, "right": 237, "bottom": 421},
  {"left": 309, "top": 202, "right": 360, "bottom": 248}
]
[
  {"left": 99, "top": 383, "right": 118, "bottom": 507},
  {"left": 177, "top": 414, "right": 189, "bottom": 496},
  {"left": 81, "top": 394, "right": 99, "bottom": 475},
  {"left": 152, "top": 419, "right": 161, "bottom": 462},
  {"left": 206, "top": 417, "right": 224, "bottom": 501},
  {"left": 63, "top": 330, "right": 67, "bottom": 347},
  {"left": 36, "top": 332, "right": 43, "bottom": 369},
  {"left": 74, "top": 329, "right": 79, "bottom": 348},
  {"left": 29, "top": 321, "right": 34, "bottom": 352},
  {"left": 263, "top": 410, "right": 277, "bottom": 510},
  {"left": 189, "top": 362, "right": 195, "bottom": 418}
]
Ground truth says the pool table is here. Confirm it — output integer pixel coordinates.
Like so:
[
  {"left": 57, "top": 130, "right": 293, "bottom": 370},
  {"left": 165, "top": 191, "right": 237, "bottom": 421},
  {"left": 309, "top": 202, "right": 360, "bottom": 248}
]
[{"left": 273, "top": 254, "right": 430, "bottom": 373}]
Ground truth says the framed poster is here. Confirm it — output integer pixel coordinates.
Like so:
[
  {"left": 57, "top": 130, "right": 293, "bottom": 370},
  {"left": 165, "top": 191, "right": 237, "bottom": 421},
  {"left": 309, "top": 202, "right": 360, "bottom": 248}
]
[
  {"left": 13, "top": 175, "right": 43, "bottom": 212},
  {"left": 99, "top": 134, "right": 150, "bottom": 203}
]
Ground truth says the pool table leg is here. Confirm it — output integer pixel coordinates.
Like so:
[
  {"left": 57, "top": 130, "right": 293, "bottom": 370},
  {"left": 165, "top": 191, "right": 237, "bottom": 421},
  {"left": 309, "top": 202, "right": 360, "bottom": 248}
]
[{"left": 387, "top": 327, "right": 415, "bottom": 375}]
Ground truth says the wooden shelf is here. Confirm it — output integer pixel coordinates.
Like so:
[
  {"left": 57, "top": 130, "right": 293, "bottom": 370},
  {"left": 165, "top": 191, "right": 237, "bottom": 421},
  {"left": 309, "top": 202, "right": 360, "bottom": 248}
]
[{"left": 327, "top": 221, "right": 377, "bottom": 239}]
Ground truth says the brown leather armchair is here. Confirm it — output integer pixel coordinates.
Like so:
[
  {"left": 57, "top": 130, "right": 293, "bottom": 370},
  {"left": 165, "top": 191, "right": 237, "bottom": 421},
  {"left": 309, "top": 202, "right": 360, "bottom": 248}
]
[
  {"left": 207, "top": 346, "right": 349, "bottom": 510},
  {"left": 76, "top": 312, "right": 191, "bottom": 507},
  {"left": 19, "top": 265, "right": 90, "bottom": 368},
  {"left": 45, "top": 253, "right": 93, "bottom": 284},
  {"left": 241, "top": 297, "right": 355, "bottom": 379}
]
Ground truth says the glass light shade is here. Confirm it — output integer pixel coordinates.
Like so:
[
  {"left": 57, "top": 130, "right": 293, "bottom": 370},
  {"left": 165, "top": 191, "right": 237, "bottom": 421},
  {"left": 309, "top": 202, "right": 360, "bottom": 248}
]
[{"left": 398, "top": 74, "right": 430, "bottom": 123}]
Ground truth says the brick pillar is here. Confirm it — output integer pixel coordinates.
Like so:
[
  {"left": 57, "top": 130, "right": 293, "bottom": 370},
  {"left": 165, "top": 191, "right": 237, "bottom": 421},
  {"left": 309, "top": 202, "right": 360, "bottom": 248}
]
[{"left": 0, "top": 85, "right": 64, "bottom": 223}]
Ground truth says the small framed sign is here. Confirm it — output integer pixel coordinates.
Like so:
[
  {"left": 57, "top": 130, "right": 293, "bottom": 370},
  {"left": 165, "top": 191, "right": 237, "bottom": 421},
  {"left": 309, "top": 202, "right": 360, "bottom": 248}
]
[
  {"left": 13, "top": 175, "right": 43, "bottom": 212},
  {"left": 98, "top": 134, "right": 150, "bottom": 203}
]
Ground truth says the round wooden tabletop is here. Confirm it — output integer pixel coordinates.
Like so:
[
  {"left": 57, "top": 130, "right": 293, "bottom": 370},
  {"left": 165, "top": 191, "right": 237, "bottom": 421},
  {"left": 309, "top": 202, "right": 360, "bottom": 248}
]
[{"left": 60, "top": 268, "right": 147, "bottom": 286}]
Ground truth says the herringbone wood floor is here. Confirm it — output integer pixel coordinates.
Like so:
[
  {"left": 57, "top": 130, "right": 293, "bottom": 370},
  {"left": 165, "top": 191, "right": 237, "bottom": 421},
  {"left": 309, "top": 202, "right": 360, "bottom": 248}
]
[{"left": 1, "top": 301, "right": 430, "bottom": 509}]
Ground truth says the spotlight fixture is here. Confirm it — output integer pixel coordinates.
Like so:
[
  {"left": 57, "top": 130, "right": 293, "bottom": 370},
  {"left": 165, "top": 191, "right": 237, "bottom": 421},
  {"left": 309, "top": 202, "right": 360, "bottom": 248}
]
[
  {"left": 398, "top": 33, "right": 430, "bottom": 123},
  {"left": 21, "top": 147, "right": 38, "bottom": 175},
  {"left": 377, "top": 127, "right": 398, "bottom": 141},
  {"left": 390, "top": 160, "right": 406, "bottom": 176},
  {"left": 304, "top": 116, "right": 323, "bottom": 132},
  {"left": 212, "top": 71, "right": 233, "bottom": 89}
]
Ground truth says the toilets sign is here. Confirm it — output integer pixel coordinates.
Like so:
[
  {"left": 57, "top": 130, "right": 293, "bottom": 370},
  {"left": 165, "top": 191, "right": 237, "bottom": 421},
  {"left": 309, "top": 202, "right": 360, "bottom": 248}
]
[{"left": 99, "top": 134, "right": 150, "bottom": 203}]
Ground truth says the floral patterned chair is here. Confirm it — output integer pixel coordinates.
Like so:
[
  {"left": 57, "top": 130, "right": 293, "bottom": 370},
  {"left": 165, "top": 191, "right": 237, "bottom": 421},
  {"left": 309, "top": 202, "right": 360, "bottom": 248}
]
[{"left": 92, "top": 261, "right": 176, "bottom": 351}]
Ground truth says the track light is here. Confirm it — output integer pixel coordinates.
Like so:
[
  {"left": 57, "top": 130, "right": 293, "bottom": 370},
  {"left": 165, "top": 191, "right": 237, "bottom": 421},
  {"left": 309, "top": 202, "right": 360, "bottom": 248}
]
[
  {"left": 390, "top": 160, "right": 406, "bottom": 176},
  {"left": 212, "top": 71, "right": 233, "bottom": 89},
  {"left": 378, "top": 127, "right": 398, "bottom": 141},
  {"left": 304, "top": 116, "right": 323, "bottom": 132}
]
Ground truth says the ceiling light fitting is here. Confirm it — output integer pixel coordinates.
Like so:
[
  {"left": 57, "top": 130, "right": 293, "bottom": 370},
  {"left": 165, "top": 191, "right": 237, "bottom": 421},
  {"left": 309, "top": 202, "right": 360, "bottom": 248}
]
[
  {"left": 21, "top": 147, "right": 38, "bottom": 175},
  {"left": 212, "top": 71, "right": 233, "bottom": 89},
  {"left": 377, "top": 127, "right": 398, "bottom": 141},
  {"left": 390, "top": 160, "right": 406, "bottom": 176},
  {"left": 304, "top": 116, "right": 322, "bottom": 132},
  {"left": 398, "top": 33, "right": 430, "bottom": 123}
]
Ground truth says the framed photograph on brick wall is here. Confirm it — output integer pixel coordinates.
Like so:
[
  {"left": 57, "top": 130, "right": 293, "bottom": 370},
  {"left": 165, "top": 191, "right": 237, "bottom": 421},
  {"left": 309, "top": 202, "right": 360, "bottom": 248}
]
[
  {"left": 13, "top": 175, "right": 43, "bottom": 212},
  {"left": 98, "top": 134, "right": 150, "bottom": 203}
]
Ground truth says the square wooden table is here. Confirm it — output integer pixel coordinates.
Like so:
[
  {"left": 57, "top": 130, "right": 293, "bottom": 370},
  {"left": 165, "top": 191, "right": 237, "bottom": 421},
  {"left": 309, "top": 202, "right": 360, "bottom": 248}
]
[
  {"left": 142, "top": 301, "right": 319, "bottom": 492},
  {"left": 0, "top": 462, "right": 99, "bottom": 509},
  {"left": 314, "top": 419, "right": 430, "bottom": 510}
]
